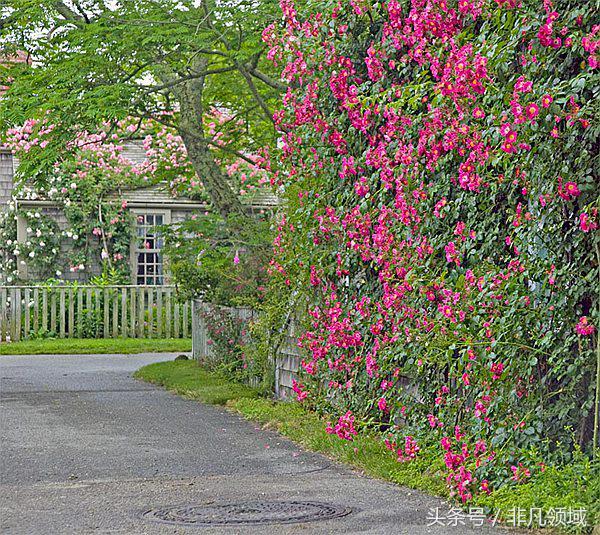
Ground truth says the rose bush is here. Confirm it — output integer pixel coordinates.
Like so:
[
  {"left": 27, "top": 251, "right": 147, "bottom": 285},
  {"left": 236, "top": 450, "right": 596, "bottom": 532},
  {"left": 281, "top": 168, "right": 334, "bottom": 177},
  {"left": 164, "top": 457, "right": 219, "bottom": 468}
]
[{"left": 267, "top": 0, "right": 599, "bottom": 502}]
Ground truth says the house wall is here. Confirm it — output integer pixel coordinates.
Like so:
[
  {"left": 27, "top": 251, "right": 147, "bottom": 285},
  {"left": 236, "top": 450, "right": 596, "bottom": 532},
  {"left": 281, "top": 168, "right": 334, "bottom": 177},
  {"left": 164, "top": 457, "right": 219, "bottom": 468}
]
[
  {"left": 16, "top": 203, "right": 199, "bottom": 284},
  {"left": 9, "top": 140, "right": 277, "bottom": 284},
  {"left": 0, "top": 152, "right": 14, "bottom": 211}
]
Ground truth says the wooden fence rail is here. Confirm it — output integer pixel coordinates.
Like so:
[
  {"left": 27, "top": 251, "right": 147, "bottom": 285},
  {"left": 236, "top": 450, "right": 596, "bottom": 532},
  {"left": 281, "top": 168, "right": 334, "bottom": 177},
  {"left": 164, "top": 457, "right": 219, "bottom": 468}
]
[
  {"left": 191, "top": 299, "right": 302, "bottom": 399},
  {"left": 0, "top": 285, "right": 191, "bottom": 342}
]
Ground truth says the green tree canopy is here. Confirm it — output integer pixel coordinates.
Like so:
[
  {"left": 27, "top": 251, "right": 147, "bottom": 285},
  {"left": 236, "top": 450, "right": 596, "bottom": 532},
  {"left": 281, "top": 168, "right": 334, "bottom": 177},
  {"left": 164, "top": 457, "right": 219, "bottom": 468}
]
[{"left": 0, "top": 0, "right": 284, "bottom": 217}]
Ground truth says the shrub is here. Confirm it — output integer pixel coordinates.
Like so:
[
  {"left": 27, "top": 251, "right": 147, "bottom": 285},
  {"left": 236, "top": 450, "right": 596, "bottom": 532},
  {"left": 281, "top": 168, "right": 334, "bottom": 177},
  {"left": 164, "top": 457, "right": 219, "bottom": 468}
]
[{"left": 162, "top": 213, "right": 272, "bottom": 306}]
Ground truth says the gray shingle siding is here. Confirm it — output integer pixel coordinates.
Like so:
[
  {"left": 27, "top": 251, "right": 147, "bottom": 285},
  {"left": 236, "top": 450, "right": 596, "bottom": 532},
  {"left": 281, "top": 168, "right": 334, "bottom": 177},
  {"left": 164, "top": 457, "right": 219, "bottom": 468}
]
[
  {"left": 0, "top": 151, "right": 14, "bottom": 211},
  {"left": 120, "top": 140, "right": 147, "bottom": 165}
]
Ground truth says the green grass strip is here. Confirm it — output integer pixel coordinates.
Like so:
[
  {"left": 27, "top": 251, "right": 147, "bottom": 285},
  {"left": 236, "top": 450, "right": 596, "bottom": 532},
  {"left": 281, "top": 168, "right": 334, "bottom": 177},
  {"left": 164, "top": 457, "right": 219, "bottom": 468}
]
[
  {"left": 0, "top": 338, "right": 192, "bottom": 355},
  {"left": 133, "top": 359, "right": 259, "bottom": 405}
]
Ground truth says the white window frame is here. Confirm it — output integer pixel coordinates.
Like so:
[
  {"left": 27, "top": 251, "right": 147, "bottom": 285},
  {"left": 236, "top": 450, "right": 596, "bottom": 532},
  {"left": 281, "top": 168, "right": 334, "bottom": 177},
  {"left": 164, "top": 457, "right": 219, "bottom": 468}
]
[{"left": 130, "top": 209, "right": 171, "bottom": 286}]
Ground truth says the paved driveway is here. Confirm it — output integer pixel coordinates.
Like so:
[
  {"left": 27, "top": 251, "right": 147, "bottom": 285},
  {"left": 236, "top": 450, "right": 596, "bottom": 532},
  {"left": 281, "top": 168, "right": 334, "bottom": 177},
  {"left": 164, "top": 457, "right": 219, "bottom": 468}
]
[{"left": 0, "top": 353, "right": 502, "bottom": 534}]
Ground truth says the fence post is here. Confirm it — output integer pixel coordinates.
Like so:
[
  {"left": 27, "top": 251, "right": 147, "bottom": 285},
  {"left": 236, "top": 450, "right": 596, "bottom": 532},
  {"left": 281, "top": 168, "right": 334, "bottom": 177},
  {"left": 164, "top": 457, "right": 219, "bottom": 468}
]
[
  {"left": 85, "top": 288, "right": 92, "bottom": 336},
  {"left": 94, "top": 288, "right": 101, "bottom": 337},
  {"left": 0, "top": 287, "right": 7, "bottom": 341},
  {"left": 112, "top": 289, "right": 118, "bottom": 338},
  {"left": 191, "top": 299, "right": 207, "bottom": 360},
  {"left": 59, "top": 288, "right": 66, "bottom": 338},
  {"left": 103, "top": 288, "right": 110, "bottom": 338},
  {"left": 147, "top": 287, "right": 154, "bottom": 338},
  {"left": 50, "top": 290, "right": 57, "bottom": 336},
  {"left": 130, "top": 287, "right": 136, "bottom": 338},
  {"left": 23, "top": 288, "right": 31, "bottom": 340},
  {"left": 165, "top": 288, "right": 172, "bottom": 339},
  {"left": 174, "top": 299, "right": 180, "bottom": 339},
  {"left": 33, "top": 287, "right": 39, "bottom": 335},
  {"left": 192, "top": 301, "right": 216, "bottom": 362},
  {"left": 13, "top": 288, "right": 21, "bottom": 342},
  {"left": 68, "top": 288, "right": 74, "bottom": 337},
  {"left": 121, "top": 287, "right": 128, "bottom": 338},
  {"left": 42, "top": 288, "right": 48, "bottom": 334},
  {"left": 182, "top": 301, "right": 189, "bottom": 338},
  {"left": 156, "top": 288, "right": 163, "bottom": 338},
  {"left": 137, "top": 286, "right": 145, "bottom": 338},
  {"left": 77, "top": 288, "right": 84, "bottom": 338},
  {"left": 191, "top": 299, "right": 199, "bottom": 359}
]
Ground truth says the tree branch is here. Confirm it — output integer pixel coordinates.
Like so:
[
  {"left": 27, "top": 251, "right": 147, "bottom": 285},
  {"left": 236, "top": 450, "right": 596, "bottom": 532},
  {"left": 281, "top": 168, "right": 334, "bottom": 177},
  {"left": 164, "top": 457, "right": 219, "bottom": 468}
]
[
  {"left": 72, "top": 0, "right": 91, "bottom": 23},
  {"left": 133, "top": 110, "right": 177, "bottom": 130},
  {"left": 183, "top": 129, "right": 258, "bottom": 165},
  {"left": 0, "top": 13, "right": 17, "bottom": 32},
  {"left": 236, "top": 63, "right": 276, "bottom": 126},
  {"left": 207, "top": 142, "right": 258, "bottom": 166},
  {"left": 144, "top": 66, "right": 237, "bottom": 93},
  {"left": 192, "top": 48, "right": 229, "bottom": 58},
  {"left": 52, "top": 1, "right": 85, "bottom": 23},
  {"left": 246, "top": 66, "right": 287, "bottom": 91}
]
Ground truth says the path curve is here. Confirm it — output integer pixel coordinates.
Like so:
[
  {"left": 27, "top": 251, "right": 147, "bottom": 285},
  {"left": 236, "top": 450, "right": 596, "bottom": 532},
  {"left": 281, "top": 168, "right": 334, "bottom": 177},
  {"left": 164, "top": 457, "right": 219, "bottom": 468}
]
[{"left": 0, "top": 353, "right": 502, "bottom": 534}]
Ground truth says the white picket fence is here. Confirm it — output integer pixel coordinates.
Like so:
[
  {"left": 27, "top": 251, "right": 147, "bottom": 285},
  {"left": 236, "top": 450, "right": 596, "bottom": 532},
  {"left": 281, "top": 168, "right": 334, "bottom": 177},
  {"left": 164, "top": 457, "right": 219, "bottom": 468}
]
[{"left": 0, "top": 285, "right": 191, "bottom": 342}]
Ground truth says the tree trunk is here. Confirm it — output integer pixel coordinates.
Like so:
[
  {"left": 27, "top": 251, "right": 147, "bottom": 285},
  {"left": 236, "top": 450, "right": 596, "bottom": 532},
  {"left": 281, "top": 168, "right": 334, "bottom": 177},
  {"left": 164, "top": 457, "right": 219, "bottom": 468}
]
[
  {"left": 179, "top": 129, "right": 245, "bottom": 219},
  {"left": 169, "top": 57, "right": 245, "bottom": 219}
]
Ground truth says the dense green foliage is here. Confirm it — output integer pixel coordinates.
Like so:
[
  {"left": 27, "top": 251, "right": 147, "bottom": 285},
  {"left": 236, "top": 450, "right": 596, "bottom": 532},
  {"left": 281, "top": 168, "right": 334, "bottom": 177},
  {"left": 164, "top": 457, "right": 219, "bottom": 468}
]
[
  {"left": 0, "top": 0, "right": 282, "bottom": 217},
  {"left": 162, "top": 214, "right": 272, "bottom": 305}
]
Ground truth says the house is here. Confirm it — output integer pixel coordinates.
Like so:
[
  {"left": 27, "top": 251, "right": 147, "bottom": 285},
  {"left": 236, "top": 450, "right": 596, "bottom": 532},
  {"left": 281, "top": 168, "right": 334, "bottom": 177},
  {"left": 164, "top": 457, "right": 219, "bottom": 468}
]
[
  {"left": 1, "top": 141, "right": 276, "bottom": 285},
  {"left": 0, "top": 51, "right": 28, "bottom": 215},
  {"left": 0, "top": 51, "right": 275, "bottom": 286}
]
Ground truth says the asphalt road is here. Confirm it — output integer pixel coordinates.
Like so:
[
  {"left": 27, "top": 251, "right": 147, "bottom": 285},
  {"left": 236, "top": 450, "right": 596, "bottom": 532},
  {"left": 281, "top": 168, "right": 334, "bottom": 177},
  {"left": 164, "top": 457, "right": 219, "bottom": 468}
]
[{"left": 0, "top": 353, "right": 503, "bottom": 534}]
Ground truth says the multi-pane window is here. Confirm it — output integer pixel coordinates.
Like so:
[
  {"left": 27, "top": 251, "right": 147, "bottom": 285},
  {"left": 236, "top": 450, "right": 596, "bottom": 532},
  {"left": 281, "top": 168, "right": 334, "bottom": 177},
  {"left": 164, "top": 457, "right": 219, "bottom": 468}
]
[{"left": 134, "top": 212, "right": 166, "bottom": 285}]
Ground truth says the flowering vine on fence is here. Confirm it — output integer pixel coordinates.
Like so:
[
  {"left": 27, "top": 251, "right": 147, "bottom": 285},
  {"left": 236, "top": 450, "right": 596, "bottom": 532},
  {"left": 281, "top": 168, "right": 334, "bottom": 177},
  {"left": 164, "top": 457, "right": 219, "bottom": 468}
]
[{"left": 267, "top": 0, "right": 599, "bottom": 501}]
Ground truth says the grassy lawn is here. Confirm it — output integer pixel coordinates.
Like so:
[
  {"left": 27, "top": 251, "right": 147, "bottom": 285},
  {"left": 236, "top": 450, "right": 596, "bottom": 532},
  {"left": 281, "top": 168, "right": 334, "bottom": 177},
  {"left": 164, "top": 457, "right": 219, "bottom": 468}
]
[
  {"left": 133, "top": 359, "right": 258, "bottom": 405},
  {"left": 135, "top": 360, "right": 599, "bottom": 533},
  {"left": 0, "top": 337, "right": 192, "bottom": 355}
]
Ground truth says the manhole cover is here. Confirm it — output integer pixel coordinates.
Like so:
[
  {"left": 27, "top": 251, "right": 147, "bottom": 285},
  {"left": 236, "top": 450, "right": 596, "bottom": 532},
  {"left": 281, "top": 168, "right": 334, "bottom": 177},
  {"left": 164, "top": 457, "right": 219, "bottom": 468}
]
[{"left": 142, "top": 500, "right": 351, "bottom": 526}]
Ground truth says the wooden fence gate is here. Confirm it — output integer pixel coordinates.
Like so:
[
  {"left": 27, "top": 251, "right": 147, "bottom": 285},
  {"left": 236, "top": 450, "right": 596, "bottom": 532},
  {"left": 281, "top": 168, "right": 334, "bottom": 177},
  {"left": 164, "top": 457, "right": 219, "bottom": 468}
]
[{"left": 0, "top": 285, "right": 191, "bottom": 342}]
